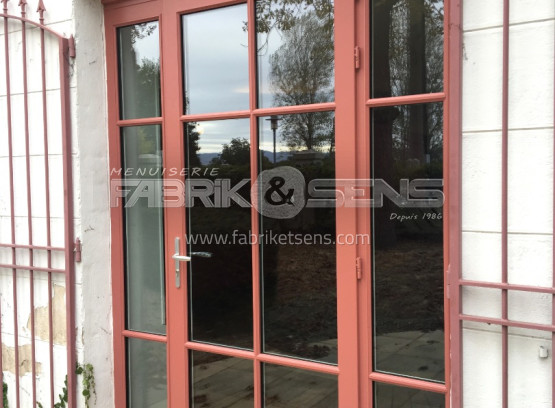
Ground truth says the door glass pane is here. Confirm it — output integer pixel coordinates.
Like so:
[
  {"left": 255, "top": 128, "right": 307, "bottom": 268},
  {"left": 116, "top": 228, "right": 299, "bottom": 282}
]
[
  {"left": 371, "top": 0, "right": 444, "bottom": 98},
  {"left": 371, "top": 103, "right": 444, "bottom": 381},
  {"left": 190, "top": 351, "right": 254, "bottom": 407},
  {"left": 118, "top": 22, "right": 161, "bottom": 119},
  {"left": 374, "top": 382, "right": 445, "bottom": 407},
  {"left": 127, "top": 338, "right": 167, "bottom": 408},
  {"left": 263, "top": 364, "right": 338, "bottom": 407},
  {"left": 182, "top": 5, "right": 249, "bottom": 114},
  {"left": 257, "top": 0, "right": 335, "bottom": 108},
  {"left": 186, "top": 119, "right": 253, "bottom": 349},
  {"left": 258, "top": 112, "right": 337, "bottom": 364},
  {"left": 122, "top": 125, "right": 166, "bottom": 335}
]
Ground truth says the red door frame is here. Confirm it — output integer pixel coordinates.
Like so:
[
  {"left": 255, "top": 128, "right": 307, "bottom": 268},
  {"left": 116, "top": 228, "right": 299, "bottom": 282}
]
[
  {"left": 103, "top": 0, "right": 462, "bottom": 407},
  {"left": 352, "top": 1, "right": 463, "bottom": 407}
]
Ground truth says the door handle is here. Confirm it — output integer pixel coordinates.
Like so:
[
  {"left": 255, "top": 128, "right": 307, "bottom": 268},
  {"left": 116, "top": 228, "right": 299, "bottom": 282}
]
[
  {"left": 173, "top": 254, "right": 192, "bottom": 262},
  {"left": 190, "top": 252, "right": 213, "bottom": 258},
  {"left": 173, "top": 237, "right": 191, "bottom": 288}
]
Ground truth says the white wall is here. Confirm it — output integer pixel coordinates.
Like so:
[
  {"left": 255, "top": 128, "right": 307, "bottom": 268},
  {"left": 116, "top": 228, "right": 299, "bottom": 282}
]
[
  {"left": 461, "top": 0, "right": 555, "bottom": 406},
  {"left": 73, "top": 0, "right": 113, "bottom": 407}
]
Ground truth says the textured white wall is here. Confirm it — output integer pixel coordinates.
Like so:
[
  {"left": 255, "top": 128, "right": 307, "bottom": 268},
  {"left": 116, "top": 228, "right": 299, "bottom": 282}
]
[
  {"left": 461, "top": 0, "right": 555, "bottom": 406},
  {"left": 72, "top": 0, "right": 113, "bottom": 407}
]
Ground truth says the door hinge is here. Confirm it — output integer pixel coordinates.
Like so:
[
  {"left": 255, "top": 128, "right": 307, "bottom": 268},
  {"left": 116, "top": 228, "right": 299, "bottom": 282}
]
[
  {"left": 69, "top": 35, "right": 76, "bottom": 59},
  {"left": 354, "top": 46, "right": 361, "bottom": 70},
  {"left": 74, "top": 237, "right": 82, "bottom": 263},
  {"left": 356, "top": 257, "right": 362, "bottom": 280},
  {"left": 446, "top": 264, "right": 451, "bottom": 299}
]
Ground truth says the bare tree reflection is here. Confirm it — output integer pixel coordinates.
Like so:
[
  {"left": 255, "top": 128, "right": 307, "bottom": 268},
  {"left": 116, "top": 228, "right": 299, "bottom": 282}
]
[
  {"left": 267, "top": 11, "right": 334, "bottom": 151},
  {"left": 373, "top": 0, "right": 444, "bottom": 248},
  {"left": 372, "top": 0, "right": 445, "bottom": 381},
  {"left": 256, "top": 2, "right": 338, "bottom": 363}
]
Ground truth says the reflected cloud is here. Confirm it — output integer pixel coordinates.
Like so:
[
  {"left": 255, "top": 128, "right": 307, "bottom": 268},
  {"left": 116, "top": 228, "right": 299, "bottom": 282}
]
[
  {"left": 183, "top": 5, "right": 249, "bottom": 114},
  {"left": 234, "top": 86, "right": 250, "bottom": 94}
]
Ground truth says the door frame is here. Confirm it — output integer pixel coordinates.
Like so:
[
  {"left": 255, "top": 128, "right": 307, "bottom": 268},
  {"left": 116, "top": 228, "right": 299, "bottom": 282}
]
[
  {"left": 351, "top": 1, "right": 462, "bottom": 407},
  {"left": 103, "top": 0, "right": 462, "bottom": 406}
]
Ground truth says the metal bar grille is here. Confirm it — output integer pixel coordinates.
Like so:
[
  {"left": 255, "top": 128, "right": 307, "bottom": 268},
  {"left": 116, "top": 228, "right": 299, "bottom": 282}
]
[
  {"left": 453, "top": 0, "right": 555, "bottom": 406},
  {"left": 552, "top": 7, "right": 555, "bottom": 405},
  {"left": 500, "top": 2, "right": 510, "bottom": 406},
  {"left": 0, "top": 1, "right": 75, "bottom": 407}
]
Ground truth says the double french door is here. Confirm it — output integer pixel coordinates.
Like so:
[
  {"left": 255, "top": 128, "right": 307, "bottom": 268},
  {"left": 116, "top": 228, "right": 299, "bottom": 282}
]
[{"left": 105, "top": 0, "right": 453, "bottom": 407}]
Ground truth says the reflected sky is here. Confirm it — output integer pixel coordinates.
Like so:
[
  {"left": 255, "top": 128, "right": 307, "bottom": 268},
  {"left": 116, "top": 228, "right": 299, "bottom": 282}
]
[
  {"left": 183, "top": 5, "right": 250, "bottom": 114},
  {"left": 177, "top": 3, "right": 335, "bottom": 151},
  {"left": 131, "top": 22, "right": 159, "bottom": 62}
]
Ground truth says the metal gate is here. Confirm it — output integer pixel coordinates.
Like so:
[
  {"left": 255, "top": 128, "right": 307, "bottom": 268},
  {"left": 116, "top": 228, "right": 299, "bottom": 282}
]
[
  {"left": 449, "top": 0, "right": 555, "bottom": 406},
  {"left": 0, "top": 1, "right": 76, "bottom": 407}
]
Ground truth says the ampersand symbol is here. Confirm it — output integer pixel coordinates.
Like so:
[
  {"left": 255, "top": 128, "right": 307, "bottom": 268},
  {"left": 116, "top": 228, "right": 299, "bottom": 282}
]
[{"left": 265, "top": 176, "right": 294, "bottom": 206}]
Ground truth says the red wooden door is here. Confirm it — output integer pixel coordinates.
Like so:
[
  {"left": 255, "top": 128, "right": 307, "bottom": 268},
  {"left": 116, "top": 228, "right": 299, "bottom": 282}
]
[
  {"left": 104, "top": 0, "right": 454, "bottom": 406},
  {"left": 106, "top": 1, "right": 358, "bottom": 406}
]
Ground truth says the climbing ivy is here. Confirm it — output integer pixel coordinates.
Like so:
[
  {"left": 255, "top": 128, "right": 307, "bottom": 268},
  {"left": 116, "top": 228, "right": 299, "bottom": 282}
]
[
  {"left": 3, "top": 381, "right": 8, "bottom": 408},
  {"left": 75, "top": 363, "right": 96, "bottom": 408},
  {"left": 36, "top": 362, "right": 96, "bottom": 408},
  {"left": 37, "top": 377, "right": 68, "bottom": 408}
]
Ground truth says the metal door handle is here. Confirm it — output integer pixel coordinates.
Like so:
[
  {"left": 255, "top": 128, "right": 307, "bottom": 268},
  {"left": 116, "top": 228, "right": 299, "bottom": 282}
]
[
  {"left": 173, "top": 254, "right": 192, "bottom": 262},
  {"left": 190, "top": 252, "right": 213, "bottom": 258},
  {"left": 173, "top": 237, "right": 191, "bottom": 288}
]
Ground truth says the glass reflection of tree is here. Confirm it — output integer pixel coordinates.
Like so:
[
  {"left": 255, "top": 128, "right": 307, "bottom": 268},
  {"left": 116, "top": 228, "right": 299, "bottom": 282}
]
[
  {"left": 185, "top": 97, "right": 201, "bottom": 167},
  {"left": 373, "top": 0, "right": 444, "bottom": 248},
  {"left": 269, "top": 12, "right": 334, "bottom": 151},
  {"left": 387, "top": 0, "right": 443, "bottom": 165},
  {"left": 187, "top": 128, "right": 254, "bottom": 349},
  {"left": 373, "top": 0, "right": 445, "bottom": 343},
  {"left": 120, "top": 23, "right": 161, "bottom": 119},
  {"left": 376, "top": 0, "right": 444, "bottom": 97},
  {"left": 256, "top": 2, "right": 338, "bottom": 362},
  {"left": 255, "top": 0, "right": 333, "bottom": 47},
  {"left": 210, "top": 138, "right": 250, "bottom": 166}
]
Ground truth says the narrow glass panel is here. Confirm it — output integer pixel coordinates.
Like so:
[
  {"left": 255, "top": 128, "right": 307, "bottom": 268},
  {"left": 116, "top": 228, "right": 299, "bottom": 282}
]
[
  {"left": 259, "top": 112, "right": 337, "bottom": 364},
  {"left": 371, "top": 0, "right": 444, "bottom": 98},
  {"left": 186, "top": 119, "right": 253, "bottom": 349},
  {"left": 190, "top": 351, "right": 254, "bottom": 407},
  {"left": 372, "top": 103, "right": 444, "bottom": 381},
  {"left": 122, "top": 125, "right": 165, "bottom": 335},
  {"left": 118, "top": 22, "right": 161, "bottom": 119},
  {"left": 263, "top": 364, "right": 338, "bottom": 407},
  {"left": 374, "top": 383, "right": 445, "bottom": 407},
  {"left": 257, "top": 0, "right": 335, "bottom": 108},
  {"left": 127, "top": 338, "right": 167, "bottom": 408},
  {"left": 182, "top": 5, "right": 249, "bottom": 114}
]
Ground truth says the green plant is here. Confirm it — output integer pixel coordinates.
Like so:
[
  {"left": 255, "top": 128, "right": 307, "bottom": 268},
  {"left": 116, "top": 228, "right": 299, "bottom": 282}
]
[
  {"left": 3, "top": 381, "right": 8, "bottom": 408},
  {"left": 75, "top": 363, "right": 96, "bottom": 408},
  {"left": 37, "top": 362, "right": 95, "bottom": 408},
  {"left": 37, "top": 376, "right": 68, "bottom": 408}
]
